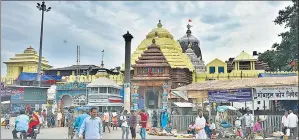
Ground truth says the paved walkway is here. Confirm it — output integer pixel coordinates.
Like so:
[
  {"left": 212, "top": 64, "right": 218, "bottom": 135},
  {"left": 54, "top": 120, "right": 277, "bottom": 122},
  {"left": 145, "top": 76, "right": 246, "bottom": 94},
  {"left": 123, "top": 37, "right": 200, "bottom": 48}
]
[{"left": 1, "top": 126, "right": 190, "bottom": 139}]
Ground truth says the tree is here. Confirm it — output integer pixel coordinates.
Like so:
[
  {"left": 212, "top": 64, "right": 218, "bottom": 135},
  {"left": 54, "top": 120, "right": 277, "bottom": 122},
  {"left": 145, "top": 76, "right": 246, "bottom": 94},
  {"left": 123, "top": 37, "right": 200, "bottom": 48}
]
[{"left": 259, "top": 0, "right": 299, "bottom": 71}]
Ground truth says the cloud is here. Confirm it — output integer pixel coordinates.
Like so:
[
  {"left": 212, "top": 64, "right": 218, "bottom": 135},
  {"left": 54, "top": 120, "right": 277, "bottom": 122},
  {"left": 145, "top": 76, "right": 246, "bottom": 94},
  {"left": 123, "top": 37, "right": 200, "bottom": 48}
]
[{"left": 1, "top": 1, "right": 292, "bottom": 76}]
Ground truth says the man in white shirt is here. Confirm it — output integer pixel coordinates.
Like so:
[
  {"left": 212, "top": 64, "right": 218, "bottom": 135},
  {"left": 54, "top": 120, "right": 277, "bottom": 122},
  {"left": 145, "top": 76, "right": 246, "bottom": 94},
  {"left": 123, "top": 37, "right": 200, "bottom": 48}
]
[
  {"left": 120, "top": 110, "right": 129, "bottom": 139},
  {"left": 287, "top": 110, "right": 298, "bottom": 139},
  {"left": 281, "top": 111, "right": 289, "bottom": 136},
  {"left": 239, "top": 111, "right": 254, "bottom": 138}
]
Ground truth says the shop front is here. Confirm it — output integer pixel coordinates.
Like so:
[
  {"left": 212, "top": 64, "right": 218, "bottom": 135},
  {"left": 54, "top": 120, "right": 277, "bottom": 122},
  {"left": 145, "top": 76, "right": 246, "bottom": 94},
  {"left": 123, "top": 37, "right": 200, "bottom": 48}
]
[{"left": 254, "top": 86, "right": 298, "bottom": 112}]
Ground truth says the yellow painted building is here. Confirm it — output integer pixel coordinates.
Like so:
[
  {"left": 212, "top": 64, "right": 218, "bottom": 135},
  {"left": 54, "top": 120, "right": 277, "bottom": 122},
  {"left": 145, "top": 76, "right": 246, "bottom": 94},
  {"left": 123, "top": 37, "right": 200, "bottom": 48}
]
[
  {"left": 3, "top": 46, "right": 52, "bottom": 79},
  {"left": 205, "top": 58, "right": 227, "bottom": 74}
]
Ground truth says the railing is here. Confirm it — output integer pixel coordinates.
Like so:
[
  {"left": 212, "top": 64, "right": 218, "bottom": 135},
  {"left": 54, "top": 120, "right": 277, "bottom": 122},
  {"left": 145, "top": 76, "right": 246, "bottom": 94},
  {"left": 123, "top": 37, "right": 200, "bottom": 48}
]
[{"left": 169, "top": 115, "right": 282, "bottom": 135}]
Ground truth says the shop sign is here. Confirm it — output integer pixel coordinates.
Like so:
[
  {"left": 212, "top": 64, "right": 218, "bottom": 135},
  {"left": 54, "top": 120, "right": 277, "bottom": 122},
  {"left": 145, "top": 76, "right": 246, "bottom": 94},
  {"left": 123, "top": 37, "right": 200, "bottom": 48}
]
[
  {"left": 208, "top": 88, "right": 252, "bottom": 102},
  {"left": 254, "top": 86, "right": 298, "bottom": 100}
]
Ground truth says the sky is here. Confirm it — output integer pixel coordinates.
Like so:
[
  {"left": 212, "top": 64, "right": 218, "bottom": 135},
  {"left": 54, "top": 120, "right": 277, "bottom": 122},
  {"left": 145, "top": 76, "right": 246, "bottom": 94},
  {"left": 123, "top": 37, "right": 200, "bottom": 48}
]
[{"left": 1, "top": 1, "right": 292, "bottom": 76}]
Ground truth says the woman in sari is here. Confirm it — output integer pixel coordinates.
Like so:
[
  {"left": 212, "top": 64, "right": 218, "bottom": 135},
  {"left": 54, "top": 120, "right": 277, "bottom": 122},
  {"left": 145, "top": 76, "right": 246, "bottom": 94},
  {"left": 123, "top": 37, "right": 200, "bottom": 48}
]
[
  {"left": 160, "top": 110, "right": 168, "bottom": 129},
  {"left": 194, "top": 112, "right": 207, "bottom": 139}
]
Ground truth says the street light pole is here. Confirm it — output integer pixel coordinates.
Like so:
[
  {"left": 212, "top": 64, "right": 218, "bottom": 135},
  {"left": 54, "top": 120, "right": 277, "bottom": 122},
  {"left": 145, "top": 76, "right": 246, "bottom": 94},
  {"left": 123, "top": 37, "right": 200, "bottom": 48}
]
[{"left": 36, "top": 1, "right": 51, "bottom": 87}]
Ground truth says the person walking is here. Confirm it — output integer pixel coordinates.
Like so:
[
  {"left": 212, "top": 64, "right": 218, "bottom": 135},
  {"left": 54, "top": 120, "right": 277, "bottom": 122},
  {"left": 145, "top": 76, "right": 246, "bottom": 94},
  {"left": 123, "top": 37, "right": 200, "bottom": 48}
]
[
  {"left": 281, "top": 111, "right": 289, "bottom": 137},
  {"left": 287, "top": 110, "right": 298, "bottom": 139},
  {"left": 239, "top": 111, "right": 254, "bottom": 138},
  {"left": 129, "top": 110, "right": 137, "bottom": 139},
  {"left": 42, "top": 110, "right": 47, "bottom": 128},
  {"left": 120, "top": 110, "right": 129, "bottom": 139},
  {"left": 139, "top": 109, "right": 148, "bottom": 139},
  {"left": 194, "top": 112, "right": 207, "bottom": 139},
  {"left": 4, "top": 113, "right": 10, "bottom": 129},
  {"left": 103, "top": 110, "right": 111, "bottom": 133},
  {"left": 57, "top": 111, "right": 62, "bottom": 127},
  {"left": 152, "top": 110, "right": 158, "bottom": 128},
  {"left": 79, "top": 107, "right": 103, "bottom": 139},
  {"left": 73, "top": 110, "right": 90, "bottom": 139}
]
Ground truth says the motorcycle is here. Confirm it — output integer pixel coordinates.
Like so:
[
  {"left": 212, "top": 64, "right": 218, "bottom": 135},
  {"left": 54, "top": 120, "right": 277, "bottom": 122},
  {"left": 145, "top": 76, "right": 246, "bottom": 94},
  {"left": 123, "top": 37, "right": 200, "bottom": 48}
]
[{"left": 19, "top": 126, "right": 38, "bottom": 139}]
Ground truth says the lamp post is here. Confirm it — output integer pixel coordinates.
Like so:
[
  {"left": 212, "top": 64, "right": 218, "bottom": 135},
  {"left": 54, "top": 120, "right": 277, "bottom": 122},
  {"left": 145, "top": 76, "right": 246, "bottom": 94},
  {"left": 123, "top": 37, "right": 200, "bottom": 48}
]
[{"left": 36, "top": 1, "right": 51, "bottom": 87}]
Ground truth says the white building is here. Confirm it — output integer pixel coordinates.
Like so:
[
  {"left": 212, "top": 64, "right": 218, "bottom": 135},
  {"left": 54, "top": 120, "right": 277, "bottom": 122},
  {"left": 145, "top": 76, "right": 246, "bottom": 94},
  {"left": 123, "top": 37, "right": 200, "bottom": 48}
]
[{"left": 87, "top": 74, "right": 123, "bottom": 112}]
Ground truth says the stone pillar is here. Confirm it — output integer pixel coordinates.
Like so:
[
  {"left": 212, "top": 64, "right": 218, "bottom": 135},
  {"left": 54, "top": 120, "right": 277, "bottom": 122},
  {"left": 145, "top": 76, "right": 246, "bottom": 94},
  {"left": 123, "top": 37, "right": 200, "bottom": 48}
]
[
  {"left": 162, "top": 83, "right": 169, "bottom": 110},
  {"left": 123, "top": 31, "right": 133, "bottom": 112},
  {"left": 131, "top": 85, "right": 139, "bottom": 110}
]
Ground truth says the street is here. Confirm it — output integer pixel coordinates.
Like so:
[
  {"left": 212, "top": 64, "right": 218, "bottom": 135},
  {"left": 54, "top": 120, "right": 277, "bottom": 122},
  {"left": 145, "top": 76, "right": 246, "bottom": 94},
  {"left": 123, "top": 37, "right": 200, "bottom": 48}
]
[{"left": 1, "top": 126, "right": 190, "bottom": 139}]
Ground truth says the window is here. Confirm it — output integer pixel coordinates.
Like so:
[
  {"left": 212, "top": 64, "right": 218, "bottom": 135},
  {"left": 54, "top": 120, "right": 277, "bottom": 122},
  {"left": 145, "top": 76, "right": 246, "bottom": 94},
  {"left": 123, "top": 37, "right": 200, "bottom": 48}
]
[
  {"left": 257, "top": 101, "right": 261, "bottom": 104},
  {"left": 209, "top": 67, "right": 215, "bottom": 74},
  {"left": 91, "top": 88, "right": 98, "bottom": 93},
  {"left": 108, "top": 87, "right": 112, "bottom": 93},
  {"left": 99, "top": 87, "right": 107, "bottom": 93},
  {"left": 218, "top": 67, "right": 224, "bottom": 73}
]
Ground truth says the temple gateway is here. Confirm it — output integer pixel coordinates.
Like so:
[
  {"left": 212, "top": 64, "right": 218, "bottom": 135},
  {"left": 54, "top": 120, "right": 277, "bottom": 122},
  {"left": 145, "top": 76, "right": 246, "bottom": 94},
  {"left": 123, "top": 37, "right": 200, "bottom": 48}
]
[{"left": 126, "top": 21, "right": 194, "bottom": 109}]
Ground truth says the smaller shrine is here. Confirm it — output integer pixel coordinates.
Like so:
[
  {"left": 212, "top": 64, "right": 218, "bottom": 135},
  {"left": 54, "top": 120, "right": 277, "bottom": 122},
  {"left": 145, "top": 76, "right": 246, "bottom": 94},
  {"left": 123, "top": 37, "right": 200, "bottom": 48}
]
[
  {"left": 185, "top": 43, "right": 205, "bottom": 73},
  {"left": 3, "top": 46, "right": 52, "bottom": 79},
  {"left": 56, "top": 81, "right": 88, "bottom": 108},
  {"left": 87, "top": 68, "right": 123, "bottom": 112}
]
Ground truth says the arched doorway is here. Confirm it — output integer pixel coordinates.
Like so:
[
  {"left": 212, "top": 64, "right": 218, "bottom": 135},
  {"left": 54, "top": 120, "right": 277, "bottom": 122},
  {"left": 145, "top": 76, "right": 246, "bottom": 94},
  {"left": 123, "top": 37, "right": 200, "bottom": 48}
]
[{"left": 61, "top": 95, "right": 72, "bottom": 107}]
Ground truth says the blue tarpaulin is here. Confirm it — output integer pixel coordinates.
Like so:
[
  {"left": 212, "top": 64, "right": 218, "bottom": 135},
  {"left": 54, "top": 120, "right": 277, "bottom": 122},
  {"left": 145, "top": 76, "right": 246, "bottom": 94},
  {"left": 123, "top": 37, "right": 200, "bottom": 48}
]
[
  {"left": 258, "top": 73, "right": 297, "bottom": 78},
  {"left": 17, "top": 72, "right": 62, "bottom": 81}
]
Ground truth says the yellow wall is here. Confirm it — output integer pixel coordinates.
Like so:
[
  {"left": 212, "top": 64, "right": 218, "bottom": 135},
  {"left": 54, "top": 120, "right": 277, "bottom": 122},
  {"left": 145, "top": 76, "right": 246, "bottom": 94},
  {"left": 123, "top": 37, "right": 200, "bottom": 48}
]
[
  {"left": 5, "top": 63, "right": 51, "bottom": 79},
  {"left": 192, "top": 71, "right": 299, "bottom": 82},
  {"left": 206, "top": 58, "right": 227, "bottom": 74}
]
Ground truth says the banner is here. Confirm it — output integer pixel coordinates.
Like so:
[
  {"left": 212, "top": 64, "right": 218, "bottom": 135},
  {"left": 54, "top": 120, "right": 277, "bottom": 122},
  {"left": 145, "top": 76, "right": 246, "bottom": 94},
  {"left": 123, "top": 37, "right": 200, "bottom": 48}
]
[
  {"left": 208, "top": 89, "right": 252, "bottom": 102},
  {"left": 23, "top": 87, "right": 48, "bottom": 104},
  {"left": 255, "top": 86, "right": 298, "bottom": 100}
]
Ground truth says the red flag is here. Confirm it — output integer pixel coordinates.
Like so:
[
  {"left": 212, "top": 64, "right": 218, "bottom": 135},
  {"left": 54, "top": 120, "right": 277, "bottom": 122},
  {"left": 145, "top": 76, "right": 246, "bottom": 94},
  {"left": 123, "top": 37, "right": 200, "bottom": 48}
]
[{"left": 189, "top": 19, "right": 192, "bottom": 22}]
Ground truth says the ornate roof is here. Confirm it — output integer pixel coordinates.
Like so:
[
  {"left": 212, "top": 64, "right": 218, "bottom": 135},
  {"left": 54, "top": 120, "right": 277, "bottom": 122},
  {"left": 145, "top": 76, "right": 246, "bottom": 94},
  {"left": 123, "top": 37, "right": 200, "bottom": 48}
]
[
  {"left": 87, "top": 77, "right": 121, "bottom": 89},
  {"left": 178, "top": 24, "right": 203, "bottom": 60},
  {"left": 133, "top": 39, "right": 171, "bottom": 68},
  {"left": 3, "top": 46, "right": 52, "bottom": 68},
  {"left": 126, "top": 20, "right": 194, "bottom": 71},
  {"left": 185, "top": 44, "right": 206, "bottom": 73},
  {"left": 234, "top": 51, "right": 257, "bottom": 61}
]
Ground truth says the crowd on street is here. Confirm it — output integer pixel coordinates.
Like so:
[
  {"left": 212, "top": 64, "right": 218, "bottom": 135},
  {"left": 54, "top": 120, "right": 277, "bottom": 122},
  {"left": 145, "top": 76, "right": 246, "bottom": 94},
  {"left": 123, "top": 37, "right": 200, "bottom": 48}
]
[{"left": 2, "top": 106, "right": 299, "bottom": 139}]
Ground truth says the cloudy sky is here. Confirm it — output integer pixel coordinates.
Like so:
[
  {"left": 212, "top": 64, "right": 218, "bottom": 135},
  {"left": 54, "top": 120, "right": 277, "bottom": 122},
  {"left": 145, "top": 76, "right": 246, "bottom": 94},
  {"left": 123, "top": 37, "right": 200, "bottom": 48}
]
[{"left": 1, "top": 1, "right": 292, "bottom": 76}]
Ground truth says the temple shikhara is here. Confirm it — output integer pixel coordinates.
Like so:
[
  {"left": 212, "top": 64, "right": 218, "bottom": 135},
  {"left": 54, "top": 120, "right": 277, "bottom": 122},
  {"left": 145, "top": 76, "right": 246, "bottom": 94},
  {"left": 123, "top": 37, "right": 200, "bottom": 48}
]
[{"left": 1, "top": 20, "right": 297, "bottom": 111}]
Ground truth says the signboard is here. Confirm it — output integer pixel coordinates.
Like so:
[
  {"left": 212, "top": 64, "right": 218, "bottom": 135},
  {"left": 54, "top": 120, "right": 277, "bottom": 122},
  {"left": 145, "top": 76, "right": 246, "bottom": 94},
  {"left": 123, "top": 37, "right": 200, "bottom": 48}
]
[
  {"left": 208, "top": 89, "right": 252, "bottom": 102},
  {"left": 255, "top": 86, "right": 298, "bottom": 100},
  {"left": 7, "top": 87, "right": 47, "bottom": 104},
  {"left": 10, "top": 87, "right": 25, "bottom": 104},
  {"left": 23, "top": 87, "right": 48, "bottom": 104}
]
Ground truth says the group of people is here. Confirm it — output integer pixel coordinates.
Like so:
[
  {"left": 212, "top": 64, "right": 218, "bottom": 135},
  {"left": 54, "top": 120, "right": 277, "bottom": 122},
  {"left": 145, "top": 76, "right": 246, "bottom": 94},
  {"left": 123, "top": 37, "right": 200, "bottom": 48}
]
[
  {"left": 72, "top": 108, "right": 149, "bottom": 139},
  {"left": 281, "top": 110, "right": 298, "bottom": 139}
]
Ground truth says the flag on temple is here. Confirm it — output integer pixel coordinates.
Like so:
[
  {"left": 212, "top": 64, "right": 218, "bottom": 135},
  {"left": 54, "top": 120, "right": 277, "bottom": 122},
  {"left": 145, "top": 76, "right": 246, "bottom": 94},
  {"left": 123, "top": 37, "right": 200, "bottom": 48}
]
[
  {"left": 102, "top": 50, "right": 104, "bottom": 52},
  {"left": 189, "top": 19, "right": 192, "bottom": 22}
]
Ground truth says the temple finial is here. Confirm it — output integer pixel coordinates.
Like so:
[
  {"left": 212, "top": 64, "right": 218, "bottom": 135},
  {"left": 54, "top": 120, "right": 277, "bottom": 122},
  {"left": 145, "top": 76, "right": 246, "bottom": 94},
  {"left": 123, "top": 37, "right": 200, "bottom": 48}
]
[
  {"left": 188, "top": 43, "right": 192, "bottom": 48},
  {"left": 152, "top": 38, "right": 156, "bottom": 44},
  {"left": 157, "top": 20, "right": 162, "bottom": 28}
]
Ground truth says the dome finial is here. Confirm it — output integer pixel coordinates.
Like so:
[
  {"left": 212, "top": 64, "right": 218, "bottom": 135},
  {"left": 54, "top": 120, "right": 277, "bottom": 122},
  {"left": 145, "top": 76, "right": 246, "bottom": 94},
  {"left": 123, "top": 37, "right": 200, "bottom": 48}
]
[
  {"left": 188, "top": 43, "right": 192, "bottom": 48},
  {"left": 152, "top": 38, "right": 156, "bottom": 44},
  {"left": 157, "top": 20, "right": 162, "bottom": 28}
]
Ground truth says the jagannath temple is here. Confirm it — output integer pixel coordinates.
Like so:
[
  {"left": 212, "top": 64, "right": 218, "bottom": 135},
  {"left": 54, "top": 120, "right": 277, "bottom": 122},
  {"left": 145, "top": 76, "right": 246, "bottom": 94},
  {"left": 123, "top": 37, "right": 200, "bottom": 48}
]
[{"left": 2, "top": 20, "right": 295, "bottom": 111}]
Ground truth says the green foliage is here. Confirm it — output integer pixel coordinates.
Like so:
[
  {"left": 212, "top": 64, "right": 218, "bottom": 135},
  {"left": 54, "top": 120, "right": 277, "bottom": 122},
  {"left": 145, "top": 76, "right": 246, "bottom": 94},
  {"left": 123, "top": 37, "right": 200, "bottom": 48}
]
[{"left": 259, "top": 0, "right": 299, "bottom": 71}]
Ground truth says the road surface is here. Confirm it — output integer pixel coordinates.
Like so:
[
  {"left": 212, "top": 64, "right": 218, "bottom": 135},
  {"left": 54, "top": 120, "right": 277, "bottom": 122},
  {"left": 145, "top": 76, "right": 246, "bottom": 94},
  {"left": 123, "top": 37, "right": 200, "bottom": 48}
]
[{"left": 1, "top": 126, "right": 190, "bottom": 139}]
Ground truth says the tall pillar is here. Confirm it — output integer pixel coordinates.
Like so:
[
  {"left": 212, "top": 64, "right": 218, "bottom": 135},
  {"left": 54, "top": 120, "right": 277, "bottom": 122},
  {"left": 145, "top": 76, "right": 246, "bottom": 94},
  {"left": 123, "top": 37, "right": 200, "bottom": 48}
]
[
  {"left": 131, "top": 85, "right": 139, "bottom": 110},
  {"left": 162, "top": 83, "right": 169, "bottom": 110},
  {"left": 123, "top": 31, "right": 133, "bottom": 112}
]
